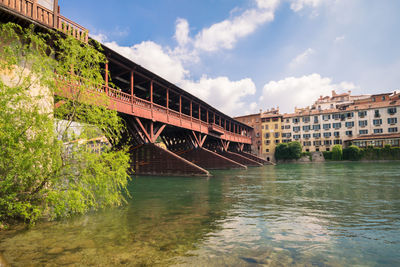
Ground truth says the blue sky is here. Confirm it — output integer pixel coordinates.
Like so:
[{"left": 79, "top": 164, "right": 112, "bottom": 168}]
[{"left": 60, "top": 0, "right": 400, "bottom": 116}]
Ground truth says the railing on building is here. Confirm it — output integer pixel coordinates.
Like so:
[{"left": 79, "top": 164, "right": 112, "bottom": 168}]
[{"left": 0, "top": 0, "right": 88, "bottom": 42}]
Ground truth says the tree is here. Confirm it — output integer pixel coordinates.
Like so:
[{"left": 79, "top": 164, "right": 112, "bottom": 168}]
[
  {"left": 288, "top": 141, "right": 302, "bottom": 160},
  {"left": 275, "top": 141, "right": 302, "bottom": 160},
  {"left": 275, "top": 143, "right": 289, "bottom": 160},
  {"left": 331, "top": 145, "right": 343, "bottom": 161},
  {"left": 0, "top": 22, "right": 131, "bottom": 225}
]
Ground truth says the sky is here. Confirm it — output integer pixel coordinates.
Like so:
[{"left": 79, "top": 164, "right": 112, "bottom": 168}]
[{"left": 59, "top": 0, "right": 400, "bottom": 116}]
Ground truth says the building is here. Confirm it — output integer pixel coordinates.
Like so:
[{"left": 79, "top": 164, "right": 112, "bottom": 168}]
[
  {"left": 261, "top": 109, "right": 282, "bottom": 162},
  {"left": 234, "top": 113, "right": 262, "bottom": 155},
  {"left": 282, "top": 91, "right": 400, "bottom": 152},
  {"left": 236, "top": 90, "right": 400, "bottom": 159}
]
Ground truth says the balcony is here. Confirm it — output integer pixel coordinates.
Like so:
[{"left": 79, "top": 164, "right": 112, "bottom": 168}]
[{"left": 0, "top": 0, "right": 88, "bottom": 42}]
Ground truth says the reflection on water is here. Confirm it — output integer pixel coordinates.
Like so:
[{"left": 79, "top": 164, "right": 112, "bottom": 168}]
[{"left": 0, "top": 162, "right": 399, "bottom": 266}]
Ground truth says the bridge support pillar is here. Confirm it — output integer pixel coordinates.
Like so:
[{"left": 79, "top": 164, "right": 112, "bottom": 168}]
[
  {"left": 180, "top": 147, "right": 247, "bottom": 170},
  {"left": 218, "top": 151, "right": 263, "bottom": 167},
  {"left": 130, "top": 143, "right": 210, "bottom": 176}
]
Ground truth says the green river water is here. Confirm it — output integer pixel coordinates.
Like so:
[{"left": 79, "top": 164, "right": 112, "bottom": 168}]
[{"left": 0, "top": 162, "right": 399, "bottom": 266}]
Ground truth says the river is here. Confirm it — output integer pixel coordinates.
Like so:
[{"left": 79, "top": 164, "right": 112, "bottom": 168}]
[{"left": 0, "top": 162, "right": 399, "bottom": 266}]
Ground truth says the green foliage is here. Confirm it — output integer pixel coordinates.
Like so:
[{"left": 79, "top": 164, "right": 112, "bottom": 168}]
[
  {"left": 288, "top": 141, "right": 302, "bottom": 160},
  {"left": 361, "top": 145, "right": 400, "bottom": 160},
  {"left": 0, "top": 22, "right": 131, "bottom": 225},
  {"left": 331, "top": 145, "right": 343, "bottom": 161},
  {"left": 343, "top": 145, "right": 362, "bottom": 161},
  {"left": 275, "top": 141, "right": 302, "bottom": 160},
  {"left": 323, "top": 151, "right": 332, "bottom": 160},
  {"left": 275, "top": 143, "right": 289, "bottom": 160}
]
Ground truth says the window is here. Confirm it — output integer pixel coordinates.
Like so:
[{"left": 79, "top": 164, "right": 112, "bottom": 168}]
[
  {"left": 285, "top": 125, "right": 291, "bottom": 129},
  {"left": 281, "top": 126, "right": 284, "bottom": 130},
  {"left": 256, "top": 133, "right": 260, "bottom": 137},
  {"left": 303, "top": 125, "right": 311, "bottom": 131},
  {"left": 334, "top": 140, "right": 342, "bottom": 145},
  {"left": 293, "top": 134, "right": 301, "bottom": 139},
  {"left": 313, "top": 140, "right": 321, "bottom": 146},
  {"left": 284, "top": 133, "right": 292, "bottom": 138},
  {"left": 302, "top": 117, "right": 310, "bottom": 123},
  {"left": 374, "top": 110, "right": 380, "bottom": 117},
  {"left": 266, "top": 149, "right": 269, "bottom": 152},
  {"left": 314, "top": 116, "right": 319, "bottom": 123},
  {"left": 293, "top": 118, "right": 299, "bottom": 123},
  {"left": 332, "top": 113, "right": 341, "bottom": 120},
  {"left": 274, "top": 132, "right": 280, "bottom": 138},
  {"left": 293, "top": 126, "right": 300, "bottom": 132},
  {"left": 275, "top": 140, "right": 280, "bottom": 144},
  {"left": 372, "top": 97, "right": 376, "bottom": 102},
  {"left": 345, "top": 121, "right": 354, "bottom": 127},
  {"left": 265, "top": 125, "right": 269, "bottom": 130},
  {"left": 373, "top": 119, "right": 382, "bottom": 126},
  {"left": 323, "top": 132, "right": 331, "bottom": 138},
  {"left": 303, "top": 134, "right": 311, "bottom": 139},
  {"left": 358, "top": 111, "right": 367, "bottom": 117},
  {"left": 324, "top": 140, "right": 332, "bottom": 145},
  {"left": 359, "top": 120, "right": 368, "bottom": 127},
  {"left": 323, "top": 123, "right": 331, "bottom": 130},
  {"left": 332, "top": 123, "right": 341, "bottom": 129},
  {"left": 359, "top": 130, "right": 368, "bottom": 135},
  {"left": 374, "top": 129, "right": 383, "bottom": 134},
  {"left": 286, "top": 119, "right": 290, "bottom": 123},
  {"left": 265, "top": 140, "right": 270, "bottom": 145},
  {"left": 313, "top": 124, "right": 321, "bottom": 130},
  {"left": 382, "top": 96, "right": 386, "bottom": 101},
  {"left": 261, "top": 126, "right": 264, "bottom": 130},
  {"left": 345, "top": 130, "right": 353, "bottom": 136},
  {"left": 388, "top": 107, "right": 397, "bottom": 115},
  {"left": 322, "top": 114, "right": 331, "bottom": 120},
  {"left": 264, "top": 133, "right": 270, "bottom": 138},
  {"left": 275, "top": 124, "right": 278, "bottom": 129},
  {"left": 388, "top": 118, "right": 398, "bottom": 124},
  {"left": 334, "top": 131, "right": 340, "bottom": 137},
  {"left": 388, "top": 127, "right": 398, "bottom": 133},
  {"left": 303, "top": 141, "right": 311, "bottom": 146},
  {"left": 313, "top": 133, "right": 321, "bottom": 138}
]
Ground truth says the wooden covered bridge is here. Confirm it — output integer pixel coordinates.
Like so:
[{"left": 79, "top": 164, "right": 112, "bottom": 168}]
[{"left": 0, "top": 0, "right": 268, "bottom": 176}]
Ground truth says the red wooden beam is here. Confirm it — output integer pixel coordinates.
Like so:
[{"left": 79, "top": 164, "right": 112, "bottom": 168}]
[
  {"left": 152, "top": 124, "right": 165, "bottom": 143},
  {"left": 135, "top": 118, "right": 152, "bottom": 143}
]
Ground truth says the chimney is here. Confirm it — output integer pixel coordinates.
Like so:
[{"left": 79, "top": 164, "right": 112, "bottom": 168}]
[{"left": 332, "top": 90, "right": 337, "bottom": 96}]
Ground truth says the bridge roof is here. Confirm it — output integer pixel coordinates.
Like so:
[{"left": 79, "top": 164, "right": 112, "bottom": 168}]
[{"left": 101, "top": 44, "right": 252, "bottom": 130}]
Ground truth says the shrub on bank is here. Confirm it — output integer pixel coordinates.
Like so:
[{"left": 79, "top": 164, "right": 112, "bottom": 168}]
[
  {"left": 331, "top": 145, "right": 343, "bottom": 161},
  {"left": 275, "top": 141, "right": 302, "bottom": 160},
  {"left": 343, "top": 145, "right": 362, "bottom": 161}
]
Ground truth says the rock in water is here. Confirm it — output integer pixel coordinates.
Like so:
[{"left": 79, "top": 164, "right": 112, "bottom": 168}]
[{"left": 0, "top": 253, "right": 8, "bottom": 267}]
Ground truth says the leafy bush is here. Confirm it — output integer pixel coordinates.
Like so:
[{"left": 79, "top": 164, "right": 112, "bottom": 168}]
[
  {"left": 331, "top": 145, "right": 343, "bottom": 160},
  {"left": 323, "top": 151, "right": 332, "bottom": 160},
  {"left": 288, "top": 141, "right": 302, "bottom": 159},
  {"left": 343, "top": 145, "right": 362, "bottom": 161},
  {"left": 275, "top": 141, "right": 302, "bottom": 160}
]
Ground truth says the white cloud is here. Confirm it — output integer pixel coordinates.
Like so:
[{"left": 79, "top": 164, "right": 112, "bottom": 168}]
[
  {"left": 90, "top": 32, "right": 108, "bottom": 43},
  {"left": 334, "top": 35, "right": 345, "bottom": 43},
  {"left": 105, "top": 41, "right": 188, "bottom": 85},
  {"left": 193, "top": 7, "right": 276, "bottom": 52},
  {"left": 289, "top": 48, "right": 315, "bottom": 68},
  {"left": 181, "top": 76, "right": 257, "bottom": 115},
  {"left": 260, "top": 73, "right": 357, "bottom": 113},
  {"left": 174, "top": 18, "right": 190, "bottom": 47},
  {"left": 290, "top": 0, "right": 323, "bottom": 12}
]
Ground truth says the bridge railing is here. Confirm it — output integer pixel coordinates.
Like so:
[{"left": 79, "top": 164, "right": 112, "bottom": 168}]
[
  {"left": 58, "top": 15, "right": 88, "bottom": 43},
  {"left": 0, "top": 0, "right": 89, "bottom": 42}
]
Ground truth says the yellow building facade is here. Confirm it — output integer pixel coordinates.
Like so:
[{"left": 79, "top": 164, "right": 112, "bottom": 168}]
[{"left": 261, "top": 114, "right": 283, "bottom": 162}]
